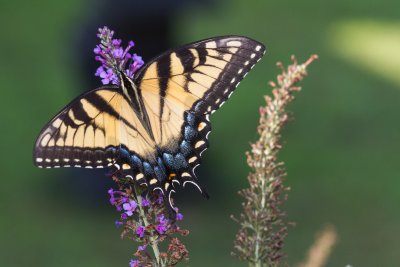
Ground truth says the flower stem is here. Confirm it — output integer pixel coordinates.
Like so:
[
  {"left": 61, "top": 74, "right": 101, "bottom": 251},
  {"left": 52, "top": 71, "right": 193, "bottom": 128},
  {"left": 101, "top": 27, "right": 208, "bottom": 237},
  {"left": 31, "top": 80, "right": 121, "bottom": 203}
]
[{"left": 135, "top": 191, "right": 162, "bottom": 266}]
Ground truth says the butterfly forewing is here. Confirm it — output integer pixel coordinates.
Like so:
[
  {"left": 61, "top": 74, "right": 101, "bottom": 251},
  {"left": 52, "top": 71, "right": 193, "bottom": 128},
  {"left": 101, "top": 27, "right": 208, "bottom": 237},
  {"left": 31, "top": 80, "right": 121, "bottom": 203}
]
[
  {"left": 34, "top": 88, "right": 156, "bottom": 168},
  {"left": 134, "top": 36, "right": 266, "bottom": 117}
]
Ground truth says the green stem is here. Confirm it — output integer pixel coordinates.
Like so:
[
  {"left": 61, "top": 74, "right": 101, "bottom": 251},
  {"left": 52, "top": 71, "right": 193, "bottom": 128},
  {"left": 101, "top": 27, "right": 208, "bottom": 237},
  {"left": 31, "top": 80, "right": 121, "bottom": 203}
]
[{"left": 135, "top": 191, "right": 162, "bottom": 266}]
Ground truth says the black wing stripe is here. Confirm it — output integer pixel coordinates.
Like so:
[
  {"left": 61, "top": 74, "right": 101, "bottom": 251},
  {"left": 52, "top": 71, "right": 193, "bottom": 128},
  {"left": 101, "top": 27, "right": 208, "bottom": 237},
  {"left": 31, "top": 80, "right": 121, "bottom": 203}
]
[{"left": 157, "top": 57, "right": 171, "bottom": 142}]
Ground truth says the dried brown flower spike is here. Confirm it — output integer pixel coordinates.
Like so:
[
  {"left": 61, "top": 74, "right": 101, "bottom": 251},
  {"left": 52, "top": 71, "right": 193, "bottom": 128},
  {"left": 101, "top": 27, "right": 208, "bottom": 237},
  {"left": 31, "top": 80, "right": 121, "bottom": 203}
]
[{"left": 232, "top": 55, "right": 318, "bottom": 267}]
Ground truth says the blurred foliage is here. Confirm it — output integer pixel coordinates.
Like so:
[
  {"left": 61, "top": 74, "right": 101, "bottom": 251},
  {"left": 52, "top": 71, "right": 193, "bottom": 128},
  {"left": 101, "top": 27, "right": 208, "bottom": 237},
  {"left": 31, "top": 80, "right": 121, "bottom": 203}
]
[{"left": 1, "top": 0, "right": 400, "bottom": 266}]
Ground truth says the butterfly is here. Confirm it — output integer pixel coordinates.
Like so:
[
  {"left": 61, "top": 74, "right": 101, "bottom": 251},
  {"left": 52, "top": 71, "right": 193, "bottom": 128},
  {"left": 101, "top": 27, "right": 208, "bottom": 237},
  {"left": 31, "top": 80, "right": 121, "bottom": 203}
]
[{"left": 34, "top": 36, "right": 266, "bottom": 207}]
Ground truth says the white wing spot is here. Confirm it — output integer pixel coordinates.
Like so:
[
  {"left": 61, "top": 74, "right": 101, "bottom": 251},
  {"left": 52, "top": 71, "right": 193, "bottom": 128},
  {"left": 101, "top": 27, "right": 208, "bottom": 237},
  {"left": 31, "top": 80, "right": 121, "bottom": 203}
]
[
  {"left": 244, "top": 61, "right": 250, "bottom": 66},
  {"left": 206, "top": 131, "right": 211, "bottom": 139},
  {"left": 255, "top": 45, "right": 262, "bottom": 51},
  {"left": 136, "top": 173, "right": 144, "bottom": 180},
  {"left": 205, "top": 41, "right": 217, "bottom": 48},
  {"left": 45, "top": 158, "right": 51, "bottom": 163},
  {"left": 36, "top": 158, "right": 43, "bottom": 163},
  {"left": 238, "top": 68, "right": 243, "bottom": 74},
  {"left": 251, "top": 53, "right": 256, "bottom": 59},
  {"left": 230, "top": 77, "right": 236, "bottom": 84},
  {"left": 227, "top": 40, "right": 242, "bottom": 46}
]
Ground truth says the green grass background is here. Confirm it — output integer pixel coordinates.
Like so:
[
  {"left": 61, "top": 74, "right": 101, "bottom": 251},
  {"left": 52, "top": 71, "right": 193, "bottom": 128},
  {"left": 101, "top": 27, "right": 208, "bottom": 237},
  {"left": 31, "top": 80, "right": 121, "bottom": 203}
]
[{"left": 1, "top": 0, "right": 400, "bottom": 266}]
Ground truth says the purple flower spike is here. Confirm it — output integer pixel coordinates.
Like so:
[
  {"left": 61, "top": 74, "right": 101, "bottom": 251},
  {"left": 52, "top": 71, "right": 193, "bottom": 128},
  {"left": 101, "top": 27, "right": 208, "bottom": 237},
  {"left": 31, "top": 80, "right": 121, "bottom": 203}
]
[
  {"left": 123, "top": 200, "right": 137, "bottom": 216},
  {"left": 136, "top": 225, "right": 145, "bottom": 238},
  {"left": 94, "top": 26, "right": 144, "bottom": 85}
]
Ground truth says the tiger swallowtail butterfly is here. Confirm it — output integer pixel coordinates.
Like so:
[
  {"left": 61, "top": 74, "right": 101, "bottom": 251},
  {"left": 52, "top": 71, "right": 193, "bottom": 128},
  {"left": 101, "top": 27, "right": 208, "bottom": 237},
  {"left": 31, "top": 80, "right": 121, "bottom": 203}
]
[{"left": 34, "top": 36, "right": 266, "bottom": 207}]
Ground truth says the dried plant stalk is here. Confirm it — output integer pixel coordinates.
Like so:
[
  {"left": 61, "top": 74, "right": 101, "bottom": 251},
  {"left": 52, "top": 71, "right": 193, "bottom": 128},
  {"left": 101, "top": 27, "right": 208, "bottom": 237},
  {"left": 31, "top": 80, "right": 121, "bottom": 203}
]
[{"left": 232, "top": 55, "right": 318, "bottom": 267}]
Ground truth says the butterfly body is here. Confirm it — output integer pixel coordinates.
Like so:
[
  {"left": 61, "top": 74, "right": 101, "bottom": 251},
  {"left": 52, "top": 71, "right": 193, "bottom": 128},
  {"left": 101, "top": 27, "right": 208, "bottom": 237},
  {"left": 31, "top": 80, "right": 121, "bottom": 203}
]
[{"left": 34, "top": 36, "right": 266, "bottom": 204}]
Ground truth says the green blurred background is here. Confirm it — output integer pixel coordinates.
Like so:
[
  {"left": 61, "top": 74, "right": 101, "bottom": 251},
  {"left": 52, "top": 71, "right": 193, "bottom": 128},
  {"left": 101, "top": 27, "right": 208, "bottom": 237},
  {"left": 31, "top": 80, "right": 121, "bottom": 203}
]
[{"left": 1, "top": 0, "right": 400, "bottom": 266}]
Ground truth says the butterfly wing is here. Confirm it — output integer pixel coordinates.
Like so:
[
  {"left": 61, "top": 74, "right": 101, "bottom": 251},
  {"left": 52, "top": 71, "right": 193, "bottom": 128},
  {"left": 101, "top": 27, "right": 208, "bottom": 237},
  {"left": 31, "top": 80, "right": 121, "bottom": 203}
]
[
  {"left": 34, "top": 87, "right": 156, "bottom": 169},
  {"left": 135, "top": 36, "right": 265, "bottom": 147},
  {"left": 132, "top": 36, "right": 265, "bottom": 196}
]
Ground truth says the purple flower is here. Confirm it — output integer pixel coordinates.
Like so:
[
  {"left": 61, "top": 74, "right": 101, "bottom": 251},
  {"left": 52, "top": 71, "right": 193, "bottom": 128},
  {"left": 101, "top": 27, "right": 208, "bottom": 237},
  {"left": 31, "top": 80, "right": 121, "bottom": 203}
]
[
  {"left": 115, "top": 221, "right": 123, "bottom": 227},
  {"left": 123, "top": 200, "right": 137, "bottom": 216},
  {"left": 129, "top": 259, "right": 139, "bottom": 267},
  {"left": 100, "top": 68, "right": 117, "bottom": 85},
  {"left": 133, "top": 53, "right": 144, "bottom": 66},
  {"left": 95, "top": 66, "right": 105, "bottom": 77},
  {"left": 137, "top": 245, "right": 146, "bottom": 251},
  {"left": 156, "top": 195, "right": 164, "bottom": 205},
  {"left": 176, "top": 212, "right": 183, "bottom": 221},
  {"left": 157, "top": 214, "right": 168, "bottom": 225},
  {"left": 112, "top": 39, "right": 122, "bottom": 46},
  {"left": 112, "top": 47, "right": 124, "bottom": 59},
  {"left": 107, "top": 188, "right": 114, "bottom": 196},
  {"left": 94, "top": 45, "right": 101, "bottom": 54},
  {"left": 141, "top": 198, "right": 150, "bottom": 207},
  {"left": 121, "top": 213, "right": 128, "bottom": 220},
  {"left": 155, "top": 224, "right": 167, "bottom": 235},
  {"left": 136, "top": 226, "right": 145, "bottom": 238}
]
